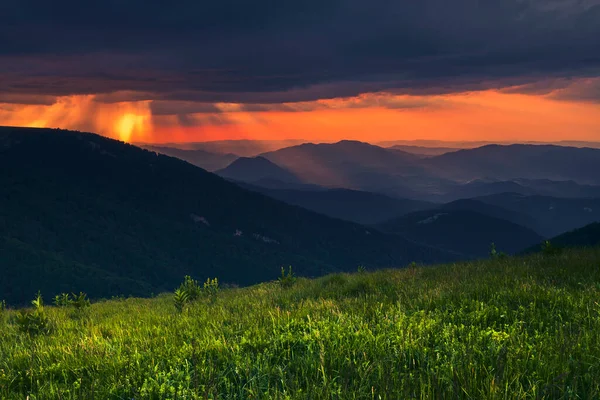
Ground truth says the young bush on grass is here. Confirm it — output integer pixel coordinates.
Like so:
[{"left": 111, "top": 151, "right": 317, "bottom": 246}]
[
  {"left": 53, "top": 293, "right": 72, "bottom": 307},
  {"left": 15, "top": 292, "right": 51, "bottom": 336},
  {"left": 490, "top": 242, "right": 507, "bottom": 259},
  {"left": 203, "top": 277, "right": 219, "bottom": 295},
  {"left": 279, "top": 266, "right": 297, "bottom": 288},
  {"left": 203, "top": 278, "right": 219, "bottom": 303},
  {"left": 542, "top": 240, "right": 562, "bottom": 256},
  {"left": 173, "top": 288, "right": 190, "bottom": 313},
  {"left": 179, "top": 275, "right": 202, "bottom": 301},
  {"left": 71, "top": 292, "right": 91, "bottom": 310},
  {"left": 174, "top": 276, "right": 219, "bottom": 311},
  {"left": 0, "top": 299, "right": 5, "bottom": 312}
]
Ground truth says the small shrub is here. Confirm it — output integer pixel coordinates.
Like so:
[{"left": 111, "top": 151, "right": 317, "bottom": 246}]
[
  {"left": 71, "top": 292, "right": 91, "bottom": 310},
  {"left": 53, "top": 293, "right": 72, "bottom": 307},
  {"left": 0, "top": 299, "right": 6, "bottom": 312},
  {"left": 173, "top": 288, "right": 190, "bottom": 313},
  {"left": 16, "top": 292, "right": 51, "bottom": 336},
  {"left": 357, "top": 265, "right": 366, "bottom": 273},
  {"left": 203, "top": 278, "right": 219, "bottom": 297},
  {"left": 178, "top": 275, "right": 202, "bottom": 302},
  {"left": 490, "top": 243, "right": 507, "bottom": 259},
  {"left": 173, "top": 275, "right": 218, "bottom": 311},
  {"left": 542, "top": 240, "right": 562, "bottom": 256},
  {"left": 278, "top": 266, "right": 297, "bottom": 288}
]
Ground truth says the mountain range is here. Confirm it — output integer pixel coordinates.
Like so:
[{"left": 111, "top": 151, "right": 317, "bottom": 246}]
[
  {"left": 423, "top": 145, "right": 600, "bottom": 185},
  {"left": 213, "top": 140, "right": 600, "bottom": 201},
  {"left": 3, "top": 127, "right": 600, "bottom": 305},
  {"left": 217, "top": 157, "right": 303, "bottom": 185},
  {"left": 0, "top": 127, "right": 456, "bottom": 304},
  {"left": 137, "top": 139, "right": 309, "bottom": 157}
]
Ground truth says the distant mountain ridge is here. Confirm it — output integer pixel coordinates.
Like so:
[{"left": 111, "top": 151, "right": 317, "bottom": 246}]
[
  {"left": 253, "top": 141, "right": 600, "bottom": 200},
  {"left": 259, "top": 140, "right": 443, "bottom": 198},
  {"left": 378, "top": 139, "right": 600, "bottom": 149},
  {"left": 143, "top": 146, "right": 238, "bottom": 171},
  {"left": 424, "top": 144, "right": 600, "bottom": 185},
  {"left": 388, "top": 145, "right": 458, "bottom": 156},
  {"left": 216, "top": 156, "right": 302, "bottom": 185},
  {"left": 137, "top": 139, "right": 310, "bottom": 157}
]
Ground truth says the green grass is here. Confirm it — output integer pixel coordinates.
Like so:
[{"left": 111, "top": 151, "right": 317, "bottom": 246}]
[{"left": 1, "top": 248, "right": 600, "bottom": 399}]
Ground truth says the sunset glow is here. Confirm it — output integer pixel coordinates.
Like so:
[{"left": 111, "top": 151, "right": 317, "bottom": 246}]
[
  {"left": 0, "top": 96, "right": 152, "bottom": 142},
  {"left": 2, "top": 88, "right": 598, "bottom": 144}
]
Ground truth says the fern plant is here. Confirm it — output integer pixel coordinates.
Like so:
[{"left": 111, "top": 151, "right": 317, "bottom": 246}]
[
  {"left": 174, "top": 288, "right": 190, "bottom": 313},
  {"left": 179, "top": 276, "right": 202, "bottom": 301},
  {"left": 174, "top": 275, "right": 221, "bottom": 311}
]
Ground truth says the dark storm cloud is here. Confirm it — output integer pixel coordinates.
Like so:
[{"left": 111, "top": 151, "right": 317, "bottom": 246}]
[
  {"left": 0, "top": 93, "right": 56, "bottom": 105},
  {"left": 1, "top": 0, "right": 599, "bottom": 105},
  {"left": 150, "top": 101, "right": 222, "bottom": 116},
  {"left": 498, "top": 76, "right": 600, "bottom": 103},
  {"left": 550, "top": 78, "right": 600, "bottom": 103}
]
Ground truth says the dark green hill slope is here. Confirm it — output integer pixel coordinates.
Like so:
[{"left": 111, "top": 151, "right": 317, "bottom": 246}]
[
  {"left": 476, "top": 192, "right": 600, "bottom": 237},
  {"left": 241, "top": 187, "right": 434, "bottom": 224},
  {"left": 0, "top": 127, "right": 454, "bottom": 304},
  {"left": 376, "top": 209, "right": 543, "bottom": 258},
  {"left": 439, "top": 198, "right": 540, "bottom": 234},
  {"left": 526, "top": 222, "right": 600, "bottom": 253}
]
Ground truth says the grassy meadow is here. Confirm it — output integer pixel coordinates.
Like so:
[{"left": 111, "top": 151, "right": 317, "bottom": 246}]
[{"left": 1, "top": 248, "right": 600, "bottom": 399}]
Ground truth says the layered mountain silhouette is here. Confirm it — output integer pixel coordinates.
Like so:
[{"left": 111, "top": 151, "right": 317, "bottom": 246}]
[
  {"left": 138, "top": 139, "right": 308, "bottom": 157},
  {"left": 475, "top": 193, "right": 600, "bottom": 237},
  {"left": 376, "top": 210, "right": 544, "bottom": 258},
  {"left": 0, "top": 127, "right": 456, "bottom": 304},
  {"left": 424, "top": 144, "right": 600, "bottom": 185},
  {"left": 142, "top": 146, "right": 238, "bottom": 171},
  {"left": 242, "top": 187, "right": 434, "bottom": 225},
  {"left": 216, "top": 157, "right": 303, "bottom": 185},
  {"left": 250, "top": 141, "right": 600, "bottom": 200},
  {"left": 388, "top": 145, "right": 458, "bottom": 156},
  {"left": 439, "top": 199, "right": 538, "bottom": 229},
  {"left": 259, "top": 140, "right": 443, "bottom": 198}
]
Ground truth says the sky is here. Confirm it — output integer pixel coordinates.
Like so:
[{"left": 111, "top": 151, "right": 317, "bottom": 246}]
[{"left": 1, "top": 0, "right": 599, "bottom": 144}]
